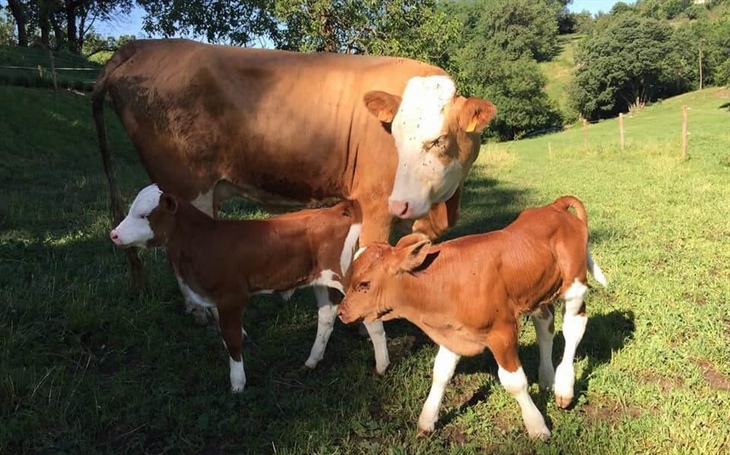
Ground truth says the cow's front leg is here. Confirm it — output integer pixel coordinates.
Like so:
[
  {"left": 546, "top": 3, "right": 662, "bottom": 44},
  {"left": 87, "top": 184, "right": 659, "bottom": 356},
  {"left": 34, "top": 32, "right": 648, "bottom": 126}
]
[
  {"left": 554, "top": 280, "right": 588, "bottom": 408},
  {"left": 417, "top": 345, "right": 460, "bottom": 435},
  {"left": 175, "top": 274, "right": 215, "bottom": 326},
  {"left": 531, "top": 304, "right": 556, "bottom": 391},
  {"left": 489, "top": 324, "right": 550, "bottom": 440},
  {"left": 305, "top": 286, "right": 339, "bottom": 369},
  {"left": 218, "top": 302, "right": 246, "bottom": 393},
  {"left": 362, "top": 320, "right": 390, "bottom": 374}
]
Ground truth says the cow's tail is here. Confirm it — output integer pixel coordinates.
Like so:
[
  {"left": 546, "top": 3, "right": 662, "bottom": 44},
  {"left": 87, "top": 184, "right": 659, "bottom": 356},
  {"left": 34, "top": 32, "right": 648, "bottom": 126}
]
[
  {"left": 92, "top": 41, "right": 147, "bottom": 291},
  {"left": 554, "top": 195, "right": 608, "bottom": 287},
  {"left": 92, "top": 40, "right": 141, "bottom": 225}
]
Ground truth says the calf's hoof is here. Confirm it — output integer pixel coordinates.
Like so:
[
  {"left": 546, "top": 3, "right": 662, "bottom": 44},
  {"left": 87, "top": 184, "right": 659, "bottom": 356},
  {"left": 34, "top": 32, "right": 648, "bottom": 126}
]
[
  {"left": 416, "top": 427, "right": 433, "bottom": 438},
  {"left": 528, "top": 426, "right": 551, "bottom": 441},
  {"left": 304, "top": 358, "right": 319, "bottom": 369}
]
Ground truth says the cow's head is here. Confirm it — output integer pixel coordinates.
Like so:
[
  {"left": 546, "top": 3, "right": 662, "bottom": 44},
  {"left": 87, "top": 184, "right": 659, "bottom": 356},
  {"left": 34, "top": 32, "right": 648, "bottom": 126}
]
[
  {"left": 109, "top": 184, "right": 178, "bottom": 248},
  {"left": 364, "top": 76, "right": 496, "bottom": 220},
  {"left": 338, "top": 233, "right": 432, "bottom": 324}
]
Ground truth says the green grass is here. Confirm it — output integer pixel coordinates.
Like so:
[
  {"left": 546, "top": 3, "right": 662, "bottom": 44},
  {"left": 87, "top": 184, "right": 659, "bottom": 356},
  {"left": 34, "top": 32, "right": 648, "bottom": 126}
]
[
  {"left": 540, "top": 34, "right": 582, "bottom": 121},
  {"left": 0, "top": 45, "right": 100, "bottom": 92},
  {"left": 1, "top": 84, "right": 729, "bottom": 454}
]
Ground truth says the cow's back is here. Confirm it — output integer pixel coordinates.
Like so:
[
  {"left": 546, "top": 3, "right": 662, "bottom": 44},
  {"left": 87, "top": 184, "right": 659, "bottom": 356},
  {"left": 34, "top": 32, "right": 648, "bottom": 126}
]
[{"left": 102, "top": 39, "right": 446, "bottom": 204}]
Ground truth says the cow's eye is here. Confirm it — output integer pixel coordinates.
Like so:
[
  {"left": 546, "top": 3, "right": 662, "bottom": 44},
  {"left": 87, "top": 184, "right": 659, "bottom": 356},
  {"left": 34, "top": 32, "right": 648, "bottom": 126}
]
[
  {"left": 356, "top": 281, "right": 370, "bottom": 292},
  {"left": 428, "top": 135, "right": 447, "bottom": 150},
  {"left": 140, "top": 213, "right": 149, "bottom": 220}
]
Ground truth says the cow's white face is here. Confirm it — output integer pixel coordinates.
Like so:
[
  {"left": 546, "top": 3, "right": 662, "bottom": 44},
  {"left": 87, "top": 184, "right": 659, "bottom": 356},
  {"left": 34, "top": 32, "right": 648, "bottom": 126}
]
[
  {"left": 390, "top": 76, "right": 460, "bottom": 219},
  {"left": 110, "top": 184, "right": 161, "bottom": 248},
  {"left": 364, "top": 76, "right": 497, "bottom": 220}
]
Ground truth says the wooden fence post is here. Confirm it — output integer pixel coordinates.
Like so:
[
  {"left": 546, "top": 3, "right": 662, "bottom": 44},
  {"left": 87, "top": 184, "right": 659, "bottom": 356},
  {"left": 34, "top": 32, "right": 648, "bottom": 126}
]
[
  {"left": 681, "top": 105, "right": 688, "bottom": 160},
  {"left": 582, "top": 118, "right": 588, "bottom": 150},
  {"left": 619, "top": 113, "right": 625, "bottom": 151},
  {"left": 48, "top": 49, "right": 57, "bottom": 93}
]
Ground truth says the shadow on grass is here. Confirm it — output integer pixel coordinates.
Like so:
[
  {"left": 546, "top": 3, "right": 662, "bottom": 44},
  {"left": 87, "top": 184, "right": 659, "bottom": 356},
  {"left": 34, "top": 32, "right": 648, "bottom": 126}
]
[{"left": 719, "top": 102, "right": 730, "bottom": 112}]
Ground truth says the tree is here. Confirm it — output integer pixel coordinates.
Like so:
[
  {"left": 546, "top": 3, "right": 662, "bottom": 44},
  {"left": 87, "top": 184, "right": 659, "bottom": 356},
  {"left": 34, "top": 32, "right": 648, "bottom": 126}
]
[
  {"left": 137, "top": 0, "right": 275, "bottom": 46},
  {"left": 0, "top": 9, "right": 16, "bottom": 45},
  {"left": 6, "top": 0, "right": 29, "bottom": 46},
  {"left": 440, "top": 0, "right": 564, "bottom": 140},
  {"left": 569, "top": 15, "right": 674, "bottom": 119}
]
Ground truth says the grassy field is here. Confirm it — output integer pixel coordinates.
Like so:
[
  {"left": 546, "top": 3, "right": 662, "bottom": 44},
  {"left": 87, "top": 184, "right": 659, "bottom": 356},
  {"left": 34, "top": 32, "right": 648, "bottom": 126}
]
[
  {"left": 1, "top": 85, "right": 729, "bottom": 454},
  {"left": 539, "top": 34, "right": 581, "bottom": 120}
]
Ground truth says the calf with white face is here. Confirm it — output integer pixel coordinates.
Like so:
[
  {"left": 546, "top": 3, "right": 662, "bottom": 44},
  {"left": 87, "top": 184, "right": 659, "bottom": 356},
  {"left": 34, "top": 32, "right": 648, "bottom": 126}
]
[{"left": 110, "top": 184, "right": 390, "bottom": 393}]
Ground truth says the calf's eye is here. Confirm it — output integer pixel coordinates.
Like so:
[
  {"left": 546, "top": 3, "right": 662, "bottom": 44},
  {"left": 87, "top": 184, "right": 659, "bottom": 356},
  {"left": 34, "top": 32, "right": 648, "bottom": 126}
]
[{"left": 356, "top": 281, "right": 370, "bottom": 292}]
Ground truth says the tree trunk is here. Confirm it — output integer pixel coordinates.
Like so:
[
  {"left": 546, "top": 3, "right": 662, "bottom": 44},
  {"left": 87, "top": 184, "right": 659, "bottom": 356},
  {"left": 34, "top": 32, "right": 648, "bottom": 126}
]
[
  {"left": 40, "top": 1, "right": 51, "bottom": 49},
  {"left": 50, "top": 12, "right": 64, "bottom": 50},
  {"left": 66, "top": 1, "right": 79, "bottom": 53},
  {"left": 7, "top": 0, "right": 28, "bottom": 46}
]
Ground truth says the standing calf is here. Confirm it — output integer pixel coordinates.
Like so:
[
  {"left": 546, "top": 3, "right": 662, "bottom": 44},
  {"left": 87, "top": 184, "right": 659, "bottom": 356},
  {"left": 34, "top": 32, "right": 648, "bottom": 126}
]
[
  {"left": 338, "top": 196, "right": 607, "bottom": 440},
  {"left": 110, "top": 184, "right": 390, "bottom": 392}
]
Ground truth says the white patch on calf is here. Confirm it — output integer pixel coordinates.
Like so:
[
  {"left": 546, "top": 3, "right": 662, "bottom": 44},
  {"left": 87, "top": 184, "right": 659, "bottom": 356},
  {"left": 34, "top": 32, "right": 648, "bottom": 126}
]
[
  {"left": 340, "top": 223, "right": 362, "bottom": 275},
  {"left": 313, "top": 270, "right": 344, "bottom": 294},
  {"left": 111, "top": 184, "right": 161, "bottom": 247},
  {"left": 229, "top": 356, "right": 246, "bottom": 393},
  {"left": 390, "top": 75, "right": 458, "bottom": 217},
  {"left": 176, "top": 276, "right": 217, "bottom": 309},
  {"left": 353, "top": 246, "right": 367, "bottom": 262}
]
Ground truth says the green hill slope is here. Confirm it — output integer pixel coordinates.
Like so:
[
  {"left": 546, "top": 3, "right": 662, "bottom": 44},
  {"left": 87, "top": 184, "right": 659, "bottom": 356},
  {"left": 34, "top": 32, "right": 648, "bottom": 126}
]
[{"left": 0, "top": 45, "right": 100, "bottom": 91}]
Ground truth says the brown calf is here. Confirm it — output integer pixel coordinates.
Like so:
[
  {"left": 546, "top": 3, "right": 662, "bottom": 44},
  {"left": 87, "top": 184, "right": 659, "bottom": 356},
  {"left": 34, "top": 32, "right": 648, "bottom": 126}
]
[
  {"left": 110, "top": 184, "right": 389, "bottom": 392},
  {"left": 338, "top": 196, "right": 607, "bottom": 439}
]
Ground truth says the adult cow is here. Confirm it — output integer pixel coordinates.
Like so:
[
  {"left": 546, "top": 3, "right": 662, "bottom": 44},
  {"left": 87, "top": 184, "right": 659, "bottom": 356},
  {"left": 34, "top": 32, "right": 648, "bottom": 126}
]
[{"left": 93, "top": 38, "right": 496, "bottom": 311}]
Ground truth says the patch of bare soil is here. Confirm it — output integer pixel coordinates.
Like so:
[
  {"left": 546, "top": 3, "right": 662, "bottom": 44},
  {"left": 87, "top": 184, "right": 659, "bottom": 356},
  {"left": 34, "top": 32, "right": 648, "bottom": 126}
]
[
  {"left": 579, "top": 401, "right": 642, "bottom": 425},
  {"left": 693, "top": 359, "right": 730, "bottom": 392}
]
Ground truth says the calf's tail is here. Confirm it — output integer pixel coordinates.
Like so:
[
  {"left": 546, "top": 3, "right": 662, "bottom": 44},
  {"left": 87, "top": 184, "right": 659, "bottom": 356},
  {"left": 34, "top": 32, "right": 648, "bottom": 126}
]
[
  {"left": 92, "top": 41, "right": 146, "bottom": 291},
  {"left": 554, "top": 195, "right": 608, "bottom": 287}
]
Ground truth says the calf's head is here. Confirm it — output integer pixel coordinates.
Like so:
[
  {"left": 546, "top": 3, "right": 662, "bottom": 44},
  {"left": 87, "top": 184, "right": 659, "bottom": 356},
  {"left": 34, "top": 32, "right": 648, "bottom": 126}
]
[
  {"left": 109, "top": 184, "right": 179, "bottom": 248},
  {"left": 338, "top": 233, "right": 432, "bottom": 324},
  {"left": 364, "top": 76, "right": 496, "bottom": 220}
]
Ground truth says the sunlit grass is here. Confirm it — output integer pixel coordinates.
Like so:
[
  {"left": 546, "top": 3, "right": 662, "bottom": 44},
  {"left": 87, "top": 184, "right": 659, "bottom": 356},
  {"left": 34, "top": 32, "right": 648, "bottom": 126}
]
[{"left": 1, "top": 83, "right": 729, "bottom": 454}]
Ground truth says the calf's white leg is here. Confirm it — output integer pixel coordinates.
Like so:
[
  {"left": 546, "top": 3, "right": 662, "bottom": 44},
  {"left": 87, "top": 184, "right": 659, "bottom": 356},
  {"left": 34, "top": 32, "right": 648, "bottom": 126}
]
[
  {"left": 554, "top": 279, "right": 588, "bottom": 408},
  {"left": 531, "top": 305, "right": 556, "bottom": 391},
  {"left": 498, "top": 366, "right": 551, "bottom": 440},
  {"left": 418, "top": 345, "right": 460, "bottom": 434},
  {"left": 362, "top": 320, "right": 390, "bottom": 374},
  {"left": 305, "top": 286, "right": 339, "bottom": 369}
]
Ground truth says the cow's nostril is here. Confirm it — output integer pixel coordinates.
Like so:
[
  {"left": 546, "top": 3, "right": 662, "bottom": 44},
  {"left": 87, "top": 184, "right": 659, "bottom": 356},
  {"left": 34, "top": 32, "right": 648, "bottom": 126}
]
[{"left": 110, "top": 230, "right": 119, "bottom": 241}]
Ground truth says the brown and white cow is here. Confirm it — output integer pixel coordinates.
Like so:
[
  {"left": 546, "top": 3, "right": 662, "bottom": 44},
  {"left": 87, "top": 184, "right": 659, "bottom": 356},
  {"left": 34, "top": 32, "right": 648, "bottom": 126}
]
[
  {"left": 338, "top": 196, "right": 608, "bottom": 440},
  {"left": 110, "top": 184, "right": 389, "bottom": 392},
  {"left": 93, "top": 39, "right": 497, "bottom": 312}
]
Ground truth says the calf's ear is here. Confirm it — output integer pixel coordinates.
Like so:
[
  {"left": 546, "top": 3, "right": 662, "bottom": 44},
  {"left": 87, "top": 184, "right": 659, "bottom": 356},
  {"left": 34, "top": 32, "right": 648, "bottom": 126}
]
[
  {"left": 364, "top": 91, "right": 402, "bottom": 124},
  {"left": 459, "top": 97, "right": 497, "bottom": 133},
  {"left": 391, "top": 233, "right": 431, "bottom": 274},
  {"left": 160, "top": 193, "right": 178, "bottom": 214}
]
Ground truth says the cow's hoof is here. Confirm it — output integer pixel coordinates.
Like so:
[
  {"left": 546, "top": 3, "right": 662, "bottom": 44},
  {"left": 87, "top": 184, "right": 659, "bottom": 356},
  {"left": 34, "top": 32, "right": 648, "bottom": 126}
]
[
  {"left": 555, "top": 393, "right": 573, "bottom": 409},
  {"left": 304, "top": 358, "right": 319, "bottom": 369},
  {"left": 416, "top": 428, "right": 432, "bottom": 438}
]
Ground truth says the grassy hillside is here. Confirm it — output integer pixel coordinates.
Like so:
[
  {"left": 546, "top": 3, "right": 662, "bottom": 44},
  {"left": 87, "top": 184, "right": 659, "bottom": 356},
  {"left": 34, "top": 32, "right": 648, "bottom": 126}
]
[
  {"left": 0, "top": 45, "right": 100, "bottom": 91},
  {"left": 540, "top": 33, "right": 581, "bottom": 119},
  {"left": 1, "top": 85, "right": 729, "bottom": 454}
]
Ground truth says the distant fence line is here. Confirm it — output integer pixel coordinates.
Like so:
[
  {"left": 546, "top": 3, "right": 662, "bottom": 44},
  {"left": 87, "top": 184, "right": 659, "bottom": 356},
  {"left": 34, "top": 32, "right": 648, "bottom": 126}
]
[{"left": 559, "top": 106, "right": 691, "bottom": 160}]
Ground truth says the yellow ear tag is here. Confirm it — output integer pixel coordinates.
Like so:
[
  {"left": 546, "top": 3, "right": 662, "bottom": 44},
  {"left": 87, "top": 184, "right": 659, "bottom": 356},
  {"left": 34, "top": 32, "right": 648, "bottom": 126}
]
[{"left": 465, "top": 118, "right": 479, "bottom": 133}]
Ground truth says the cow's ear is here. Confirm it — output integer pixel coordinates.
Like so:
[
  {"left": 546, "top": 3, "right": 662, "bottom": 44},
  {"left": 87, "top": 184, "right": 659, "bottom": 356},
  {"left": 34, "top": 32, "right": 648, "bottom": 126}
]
[
  {"left": 459, "top": 97, "right": 497, "bottom": 133},
  {"left": 364, "top": 90, "right": 402, "bottom": 124},
  {"left": 391, "top": 233, "right": 431, "bottom": 274},
  {"left": 160, "top": 193, "right": 178, "bottom": 214}
]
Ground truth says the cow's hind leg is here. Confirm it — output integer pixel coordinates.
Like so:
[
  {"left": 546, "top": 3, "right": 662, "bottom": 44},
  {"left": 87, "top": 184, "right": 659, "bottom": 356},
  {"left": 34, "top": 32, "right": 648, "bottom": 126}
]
[
  {"left": 217, "top": 301, "right": 246, "bottom": 393},
  {"left": 554, "top": 279, "right": 588, "bottom": 408},
  {"left": 488, "top": 325, "right": 550, "bottom": 440},
  {"left": 531, "top": 304, "right": 556, "bottom": 391},
  {"left": 417, "top": 345, "right": 460, "bottom": 435},
  {"left": 305, "top": 286, "right": 339, "bottom": 369}
]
